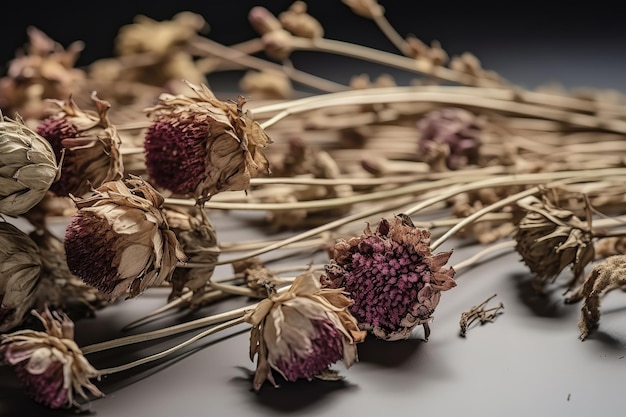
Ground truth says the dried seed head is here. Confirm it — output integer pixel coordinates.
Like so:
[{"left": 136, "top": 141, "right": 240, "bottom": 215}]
[
  {"left": 514, "top": 195, "right": 595, "bottom": 291},
  {"left": 144, "top": 82, "right": 272, "bottom": 202},
  {"left": 36, "top": 92, "right": 124, "bottom": 198},
  {"left": 64, "top": 176, "right": 187, "bottom": 301},
  {"left": 416, "top": 107, "right": 483, "bottom": 171},
  {"left": 166, "top": 207, "right": 220, "bottom": 302},
  {"left": 0, "top": 113, "right": 58, "bottom": 216},
  {"left": 244, "top": 271, "right": 366, "bottom": 391},
  {"left": 0, "top": 306, "right": 103, "bottom": 409},
  {"left": 324, "top": 215, "right": 456, "bottom": 341},
  {"left": 0, "top": 222, "right": 43, "bottom": 332},
  {"left": 278, "top": 1, "right": 324, "bottom": 38}
]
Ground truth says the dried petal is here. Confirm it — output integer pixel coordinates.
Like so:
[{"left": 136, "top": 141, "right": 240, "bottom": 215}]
[
  {"left": 0, "top": 222, "right": 43, "bottom": 331},
  {"left": 324, "top": 214, "right": 456, "bottom": 340}
]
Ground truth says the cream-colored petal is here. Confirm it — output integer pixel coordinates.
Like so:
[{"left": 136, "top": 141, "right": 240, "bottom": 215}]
[
  {"left": 117, "top": 244, "right": 151, "bottom": 278},
  {"left": 24, "top": 347, "right": 56, "bottom": 375}
]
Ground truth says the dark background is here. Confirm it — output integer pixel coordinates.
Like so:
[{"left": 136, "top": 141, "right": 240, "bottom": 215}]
[{"left": 1, "top": 1, "right": 626, "bottom": 91}]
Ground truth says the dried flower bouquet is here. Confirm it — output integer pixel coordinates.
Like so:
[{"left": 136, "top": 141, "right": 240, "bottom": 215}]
[{"left": 1, "top": 1, "right": 626, "bottom": 411}]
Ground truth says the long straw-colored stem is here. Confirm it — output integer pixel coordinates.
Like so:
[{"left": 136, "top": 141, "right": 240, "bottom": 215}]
[{"left": 96, "top": 317, "right": 246, "bottom": 376}]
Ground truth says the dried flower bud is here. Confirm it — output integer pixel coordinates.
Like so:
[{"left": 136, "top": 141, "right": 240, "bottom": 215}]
[
  {"left": 36, "top": 92, "right": 124, "bottom": 198},
  {"left": 416, "top": 107, "right": 483, "bottom": 171},
  {"left": 144, "top": 82, "right": 272, "bottom": 202},
  {"left": 239, "top": 69, "right": 293, "bottom": 100},
  {"left": 166, "top": 207, "right": 220, "bottom": 302},
  {"left": 514, "top": 195, "right": 595, "bottom": 291},
  {"left": 261, "top": 29, "right": 295, "bottom": 60},
  {"left": 0, "top": 113, "right": 58, "bottom": 216},
  {"left": 324, "top": 215, "right": 456, "bottom": 341},
  {"left": 244, "top": 271, "right": 366, "bottom": 391},
  {"left": 0, "top": 222, "right": 43, "bottom": 332},
  {"left": 64, "top": 176, "right": 187, "bottom": 300},
  {"left": 278, "top": 1, "right": 324, "bottom": 38},
  {"left": 565, "top": 255, "right": 626, "bottom": 340},
  {"left": 248, "top": 6, "right": 283, "bottom": 35},
  {"left": 0, "top": 306, "right": 103, "bottom": 409},
  {"left": 342, "top": 0, "right": 385, "bottom": 18}
]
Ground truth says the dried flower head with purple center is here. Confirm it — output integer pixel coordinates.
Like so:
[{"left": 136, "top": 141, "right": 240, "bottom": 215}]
[
  {"left": 1, "top": 306, "right": 103, "bottom": 409},
  {"left": 324, "top": 214, "right": 456, "bottom": 341},
  {"left": 0, "top": 221, "right": 43, "bottom": 332},
  {"left": 244, "top": 270, "right": 366, "bottom": 391},
  {"left": 36, "top": 92, "right": 124, "bottom": 198},
  {"left": 416, "top": 107, "right": 483, "bottom": 171},
  {"left": 64, "top": 175, "right": 187, "bottom": 300},
  {"left": 144, "top": 81, "right": 272, "bottom": 203}
]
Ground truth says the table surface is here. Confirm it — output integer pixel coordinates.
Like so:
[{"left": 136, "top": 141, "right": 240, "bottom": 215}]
[{"left": 2, "top": 6, "right": 626, "bottom": 416}]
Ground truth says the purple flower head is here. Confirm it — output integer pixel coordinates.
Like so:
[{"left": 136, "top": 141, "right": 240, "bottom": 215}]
[
  {"left": 35, "top": 93, "right": 123, "bottom": 198},
  {"left": 324, "top": 214, "right": 456, "bottom": 340},
  {"left": 244, "top": 271, "right": 366, "bottom": 391},
  {"left": 64, "top": 176, "right": 187, "bottom": 301},
  {"left": 143, "top": 82, "right": 272, "bottom": 202},
  {"left": 0, "top": 306, "right": 103, "bottom": 409},
  {"left": 417, "top": 107, "right": 483, "bottom": 171}
]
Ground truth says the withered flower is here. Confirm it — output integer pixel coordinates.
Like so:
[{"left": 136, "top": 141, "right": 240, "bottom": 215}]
[
  {"left": 244, "top": 270, "right": 366, "bottom": 391},
  {"left": 416, "top": 107, "right": 483, "bottom": 171},
  {"left": 0, "top": 26, "right": 85, "bottom": 120},
  {"left": 166, "top": 206, "right": 220, "bottom": 303},
  {"left": 0, "top": 222, "right": 43, "bottom": 332},
  {"left": 514, "top": 195, "right": 595, "bottom": 291},
  {"left": 144, "top": 82, "right": 272, "bottom": 202},
  {"left": 247, "top": 6, "right": 295, "bottom": 60},
  {"left": 278, "top": 1, "right": 324, "bottom": 38},
  {"left": 36, "top": 92, "right": 124, "bottom": 198},
  {"left": 1, "top": 307, "right": 103, "bottom": 409},
  {"left": 239, "top": 69, "right": 293, "bottom": 100},
  {"left": 0, "top": 113, "right": 58, "bottom": 216},
  {"left": 324, "top": 214, "right": 456, "bottom": 341},
  {"left": 64, "top": 176, "right": 187, "bottom": 300},
  {"left": 565, "top": 255, "right": 626, "bottom": 340}
]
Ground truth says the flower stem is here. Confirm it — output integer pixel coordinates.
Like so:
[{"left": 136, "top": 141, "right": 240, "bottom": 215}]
[{"left": 96, "top": 317, "right": 246, "bottom": 376}]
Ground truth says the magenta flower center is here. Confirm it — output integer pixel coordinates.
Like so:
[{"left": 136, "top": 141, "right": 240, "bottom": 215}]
[
  {"left": 275, "top": 319, "right": 343, "bottom": 381},
  {"left": 64, "top": 211, "right": 123, "bottom": 294},
  {"left": 13, "top": 360, "right": 68, "bottom": 409},
  {"left": 36, "top": 117, "right": 80, "bottom": 196},
  {"left": 144, "top": 117, "right": 209, "bottom": 195}
]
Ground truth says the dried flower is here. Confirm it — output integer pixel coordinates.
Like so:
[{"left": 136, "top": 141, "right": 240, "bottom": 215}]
[
  {"left": 239, "top": 69, "right": 293, "bottom": 100},
  {"left": 36, "top": 92, "right": 124, "bottom": 198},
  {"left": 0, "top": 113, "right": 58, "bottom": 216},
  {"left": 248, "top": 6, "right": 283, "bottom": 35},
  {"left": 324, "top": 214, "right": 456, "bottom": 341},
  {"left": 0, "top": 26, "right": 85, "bottom": 120},
  {"left": 0, "top": 222, "right": 43, "bottom": 332},
  {"left": 565, "top": 255, "right": 626, "bottom": 340},
  {"left": 0, "top": 307, "right": 103, "bottom": 409},
  {"left": 144, "top": 82, "right": 272, "bottom": 202},
  {"left": 342, "top": 0, "right": 385, "bottom": 18},
  {"left": 514, "top": 194, "right": 595, "bottom": 291},
  {"left": 278, "top": 1, "right": 324, "bottom": 38},
  {"left": 416, "top": 107, "right": 483, "bottom": 171},
  {"left": 459, "top": 294, "right": 504, "bottom": 337},
  {"left": 64, "top": 176, "right": 187, "bottom": 300},
  {"left": 244, "top": 270, "right": 366, "bottom": 391},
  {"left": 166, "top": 206, "right": 220, "bottom": 303}
]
